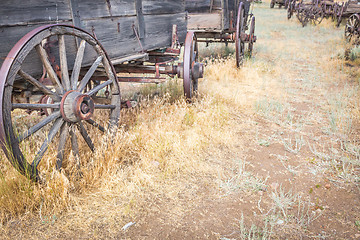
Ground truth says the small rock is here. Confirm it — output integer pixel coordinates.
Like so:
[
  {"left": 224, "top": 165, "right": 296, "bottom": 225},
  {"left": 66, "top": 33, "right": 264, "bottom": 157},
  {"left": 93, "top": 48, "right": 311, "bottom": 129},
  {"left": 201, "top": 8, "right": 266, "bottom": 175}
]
[
  {"left": 276, "top": 220, "right": 284, "bottom": 225},
  {"left": 325, "top": 184, "right": 331, "bottom": 189},
  {"left": 355, "top": 234, "right": 360, "bottom": 238}
]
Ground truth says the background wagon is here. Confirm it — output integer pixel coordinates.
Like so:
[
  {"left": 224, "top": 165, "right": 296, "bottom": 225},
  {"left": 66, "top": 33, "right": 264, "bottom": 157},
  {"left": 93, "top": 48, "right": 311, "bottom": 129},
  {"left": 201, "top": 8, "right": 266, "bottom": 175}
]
[
  {"left": 0, "top": 0, "right": 204, "bottom": 181},
  {"left": 185, "top": 0, "right": 256, "bottom": 67},
  {"left": 270, "top": 0, "right": 289, "bottom": 9}
]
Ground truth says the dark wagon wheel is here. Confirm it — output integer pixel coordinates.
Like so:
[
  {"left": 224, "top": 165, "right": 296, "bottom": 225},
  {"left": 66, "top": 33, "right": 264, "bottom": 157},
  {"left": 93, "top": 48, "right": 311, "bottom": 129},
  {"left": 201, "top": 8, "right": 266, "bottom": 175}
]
[
  {"left": 311, "top": 7, "right": 324, "bottom": 25},
  {"left": 183, "top": 31, "right": 199, "bottom": 99},
  {"left": 270, "top": 0, "right": 275, "bottom": 8},
  {"left": 247, "top": 16, "right": 256, "bottom": 57},
  {"left": 0, "top": 24, "right": 121, "bottom": 181},
  {"left": 236, "top": 2, "right": 245, "bottom": 68},
  {"left": 284, "top": 0, "right": 289, "bottom": 9},
  {"left": 345, "top": 14, "right": 360, "bottom": 44}
]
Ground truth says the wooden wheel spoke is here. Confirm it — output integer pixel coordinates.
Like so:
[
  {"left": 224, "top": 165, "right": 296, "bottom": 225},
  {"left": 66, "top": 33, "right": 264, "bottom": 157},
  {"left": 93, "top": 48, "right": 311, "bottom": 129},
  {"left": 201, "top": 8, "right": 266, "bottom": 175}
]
[
  {"left": 85, "top": 79, "right": 112, "bottom": 96},
  {"left": 19, "top": 111, "right": 61, "bottom": 142},
  {"left": 31, "top": 118, "right": 64, "bottom": 168},
  {"left": 35, "top": 44, "right": 64, "bottom": 94},
  {"left": 12, "top": 103, "right": 60, "bottom": 110},
  {"left": 56, "top": 122, "right": 69, "bottom": 170},
  {"left": 70, "top": 128, "right": 80, "bottom": 159},
  {"left": 77, "top": 56, "right": 103, "bottom": 92},
  {"left": 86, "top": 119, "right": 105, "bottom": 132},
  {"left": 71, "top": 40, "right": 86, "bottom": 90},
  {"left": 58, "top": 35, "right": 71, "bottom": 91},
  {"left": 77, "top": 122, "right": 95, "bottom": 152},
  {"left": 18, "top": 69, "right": 60, "bottom": 102}
]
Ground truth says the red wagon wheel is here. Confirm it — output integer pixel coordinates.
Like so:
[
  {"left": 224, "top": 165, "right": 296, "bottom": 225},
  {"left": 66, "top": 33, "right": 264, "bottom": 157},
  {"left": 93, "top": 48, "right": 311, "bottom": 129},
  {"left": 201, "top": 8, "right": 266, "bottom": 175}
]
[
  {"left": 183, "top": 31, "right": 199, "bottom": 99},
  {"left": 247, "top": 16, "right": 256, "bottom": 57},
  {"left": 0, "top": 24, "right": 121, "bottom": 181},
  {"left": 236, "top": 2, "right": 245, "bottom": 68}
]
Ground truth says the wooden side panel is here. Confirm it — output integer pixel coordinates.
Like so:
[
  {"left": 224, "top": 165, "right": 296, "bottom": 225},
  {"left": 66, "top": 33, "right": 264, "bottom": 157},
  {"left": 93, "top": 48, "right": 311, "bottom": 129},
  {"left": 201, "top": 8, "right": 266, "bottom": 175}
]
[
  {"left": 75, "top": 0, "right": 136, "bottom": 19},
  {"left": 143, "top": 12, "right": 187, "bottom": 50},
  {"left": 185, "top": 0, "right": 212, "bottom": 12},
  {"left": 187, "top": 12, "right": 222, "bottom": 30},
  {"left": 142, "top": 0, "right": 185, "bottom": 14},
  {"left": 0, "top": 0, "right": 71, "bottom": 26},
  {"left": 223, "top": 0, "right": 229, "bottom": 30},
  {"left": 80, "top": 12, "right": 187, "bottom": 62}
]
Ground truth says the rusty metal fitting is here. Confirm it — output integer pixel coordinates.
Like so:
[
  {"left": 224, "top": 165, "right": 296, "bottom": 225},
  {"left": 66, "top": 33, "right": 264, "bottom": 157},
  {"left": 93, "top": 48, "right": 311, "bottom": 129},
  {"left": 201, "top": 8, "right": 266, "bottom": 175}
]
[
  {"left": 60, "top": 90, "right": 94, "bottom": 122},
  {"left": 177, "top": 62, "right": 184, "bottom": 79},
  {"left": 191, "top": 62, "right": 204, "bottom": 79}
]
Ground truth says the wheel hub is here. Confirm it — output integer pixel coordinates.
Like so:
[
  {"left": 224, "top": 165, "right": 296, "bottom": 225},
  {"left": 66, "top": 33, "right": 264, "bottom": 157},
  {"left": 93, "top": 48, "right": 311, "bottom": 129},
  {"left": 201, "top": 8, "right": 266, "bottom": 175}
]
[{"left": 60, "top": 90, "right": 94, "bottom": 122}]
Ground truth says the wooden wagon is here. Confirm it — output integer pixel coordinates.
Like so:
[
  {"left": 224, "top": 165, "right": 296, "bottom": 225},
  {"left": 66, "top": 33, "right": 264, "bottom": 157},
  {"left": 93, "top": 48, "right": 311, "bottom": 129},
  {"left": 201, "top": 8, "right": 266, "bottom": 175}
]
[
  {"left": 289, "top": 0, "right": 324, "bottom": 26},
  {"left": 185, "top": 0, "right": 256, "bottom": 67},
  {"left": 335, "top": 0, "right": 360, "bottom": 27},
  {"left": 0, "top": 0, "right": 204, "bottom": 181}
]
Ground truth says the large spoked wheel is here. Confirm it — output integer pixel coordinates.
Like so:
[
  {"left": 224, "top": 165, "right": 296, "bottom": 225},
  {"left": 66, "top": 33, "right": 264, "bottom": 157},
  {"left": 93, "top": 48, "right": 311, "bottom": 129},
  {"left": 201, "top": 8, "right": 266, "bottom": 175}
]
[
  {"left": 247, "top": 16, "right": 256, "bottom": 57},
  {"left": 183, "top": 31, "right": 199, "bottom": 99},
  {"left": 345, "top": 14, "right": 360, "bottom": 44},
  {"left": 0, "top": 24, "right": 121, "bottom": 181},
  {"left": 236, "top": 2, "right": 245, "bottom": 68}
]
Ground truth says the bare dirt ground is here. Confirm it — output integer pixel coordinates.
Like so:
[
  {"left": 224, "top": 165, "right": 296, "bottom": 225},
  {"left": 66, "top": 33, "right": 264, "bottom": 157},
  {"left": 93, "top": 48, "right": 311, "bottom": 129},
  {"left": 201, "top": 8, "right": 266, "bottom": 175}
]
[{"left": 1, "top": 2, "right": 360, "bottom": 239}]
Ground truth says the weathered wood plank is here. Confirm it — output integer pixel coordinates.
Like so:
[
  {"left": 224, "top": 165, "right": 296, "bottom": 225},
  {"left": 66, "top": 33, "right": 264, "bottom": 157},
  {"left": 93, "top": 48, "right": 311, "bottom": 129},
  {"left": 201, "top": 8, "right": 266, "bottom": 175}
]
[
  {"left": 76, "top": 0, "right": 136, "bottom": 19},
  {"left": 143, "top": 13, "right": 188, "bottom": 50},
  {"left": 81, "top": 12, "right": 187, "bottom": 60},
  {"left": 142, "top": 0, "right": 185, "bottom": 14},
  {"left": 185, "top": 0, "right": 212, "bottom": 12},
  {"left": 0, "top": 0, "right": 71, "bottom": 27},
  {"left": 187, "top": 12, "right": 223, "bottom": 30}
]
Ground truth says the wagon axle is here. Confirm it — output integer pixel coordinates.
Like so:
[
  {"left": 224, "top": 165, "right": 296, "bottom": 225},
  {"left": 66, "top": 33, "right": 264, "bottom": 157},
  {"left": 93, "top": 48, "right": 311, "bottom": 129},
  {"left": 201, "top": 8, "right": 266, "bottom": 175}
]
[{"left": 60, "top": 91, "right": 95, "bottom": 123}]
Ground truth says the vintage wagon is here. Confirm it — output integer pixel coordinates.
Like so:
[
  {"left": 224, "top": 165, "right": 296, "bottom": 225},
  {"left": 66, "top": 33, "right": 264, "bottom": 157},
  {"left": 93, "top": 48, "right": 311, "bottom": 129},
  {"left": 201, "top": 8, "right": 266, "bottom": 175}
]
[
  {"left": 334, "top": 0, "right": 360, "bottom": 27},
  {"left": 0, "top": 0, "right": 204, "bottom": 181},
  {"left": 185, "top": 0, "right": 256, "bottom": 67},
  {"left": 288, "top": 0, "right": 324, "bottom": 26},
  {"left": 320, "top": 0, "right": 336, "bottom": 18}
]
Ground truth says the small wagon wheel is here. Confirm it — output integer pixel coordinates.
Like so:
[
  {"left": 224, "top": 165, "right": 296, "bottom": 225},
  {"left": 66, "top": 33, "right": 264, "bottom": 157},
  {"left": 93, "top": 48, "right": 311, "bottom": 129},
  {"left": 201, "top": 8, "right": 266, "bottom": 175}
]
[
  {"left": 183, "top": 31, "right": 199, "bottom": 99},
  {"left": 247, "top": 16, "right": 256, "bottom": 57},
  {"left": 311, "top": 7, "right": 324, "bottom": 25},
  {"left": 270, "top": 0, "right": 275, "bottom": 8},
  {"left": 345, "top": 14, "right": 360, "bottom": 44},
  {"left": 236, "top": 2, "right": 245, "bottom": 68},
  {"left": 0, "top": 24, "right": 121, "bottom": 181}
]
